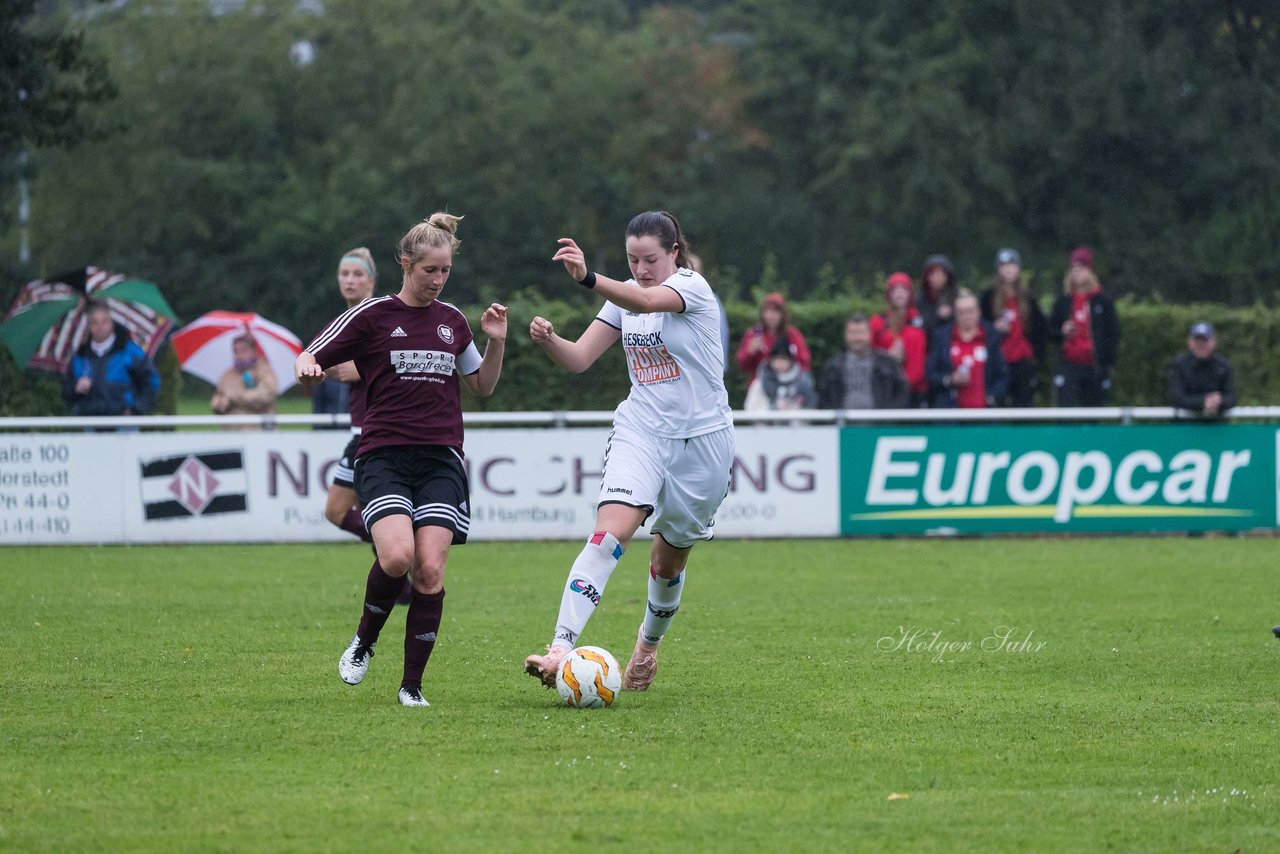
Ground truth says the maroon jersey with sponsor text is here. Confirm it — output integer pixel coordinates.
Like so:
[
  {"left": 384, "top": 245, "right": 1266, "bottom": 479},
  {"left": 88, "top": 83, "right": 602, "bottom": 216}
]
[{"left": 308, "top": 295, "right": 482, "bottom": 456}]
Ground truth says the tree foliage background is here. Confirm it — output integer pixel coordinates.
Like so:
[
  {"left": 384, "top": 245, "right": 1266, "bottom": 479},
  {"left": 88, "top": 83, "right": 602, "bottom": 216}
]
[{"left": 1, "top": 0, "right": 1278, "bottom": 347}]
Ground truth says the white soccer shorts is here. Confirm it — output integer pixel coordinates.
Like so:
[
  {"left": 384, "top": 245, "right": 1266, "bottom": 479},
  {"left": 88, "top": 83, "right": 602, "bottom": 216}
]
[{"left": 597, "top": 423, "right": 735, "bottom": 549}]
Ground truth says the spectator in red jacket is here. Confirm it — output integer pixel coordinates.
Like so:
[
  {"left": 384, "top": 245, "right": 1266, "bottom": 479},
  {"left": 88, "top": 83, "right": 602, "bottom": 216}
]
[
  {"left": 927, "top": 289, "right": 1009, "bottom": 409},
  {"left": 870, "top": 272, "right": 929, "bottom": 406},
  {"left": 979, "top": 247, "right": 1048, "bottom": 407},
  {"left": 1048, "top": 246, "right": 1120, "bottom": 406},
  {"left": 735, "top": 291, "right": 812, "bottom": 385}
]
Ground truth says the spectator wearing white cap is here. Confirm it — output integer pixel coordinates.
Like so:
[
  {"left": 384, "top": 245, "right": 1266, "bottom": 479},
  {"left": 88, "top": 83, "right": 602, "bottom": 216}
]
[{"left": 1168, "top": 321, "right": 1236, "bottom": 417}]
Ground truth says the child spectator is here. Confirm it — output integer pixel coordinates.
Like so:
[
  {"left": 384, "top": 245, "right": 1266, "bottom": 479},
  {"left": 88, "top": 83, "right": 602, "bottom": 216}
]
[
  {"left": 979, "top": 248, "right": 1047, "bottom": 407},
  {"left": 735, "top": 291, "right": 812, "bottom": 383},
  {"left": 1169, "top": 321, "right": 1236, "bottom": 417},
  {"left": 1048, "top": 246, "right": 1120, "bottom": 406},
  {"left": 927, "top": 289, "right": 1008, "bottom": 408},
  {"left": 870, "top": 272, "right": 928, "bottom": 406},
  {"left": 744, "top": 335, "right": 817, "bottom": 411},
  {"left": 820, "top": 313, "right": 909, "bottom": 409}
]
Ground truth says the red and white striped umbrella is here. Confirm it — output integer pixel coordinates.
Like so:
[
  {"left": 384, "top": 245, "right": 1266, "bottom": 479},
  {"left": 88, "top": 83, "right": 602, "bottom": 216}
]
[{"left": 171, "top": 311, "right": 304, "bottom": 392}]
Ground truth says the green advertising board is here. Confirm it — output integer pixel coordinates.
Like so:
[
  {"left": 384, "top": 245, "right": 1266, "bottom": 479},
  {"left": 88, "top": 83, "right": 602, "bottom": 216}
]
[{"left": 841, "top": 424, "right": 1278, "bottom": 535}]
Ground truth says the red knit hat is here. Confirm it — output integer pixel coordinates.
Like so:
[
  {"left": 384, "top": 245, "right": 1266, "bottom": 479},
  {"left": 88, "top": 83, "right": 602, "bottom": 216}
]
[
  {"left": 761, "top": 291, "right": 787, "bottom": 310},
  {"left": 885, "top": 272, "right": 914, "bottom": 298},
  {"left": 1069, "top": 246, "right": 1095, "bottom": 269}
]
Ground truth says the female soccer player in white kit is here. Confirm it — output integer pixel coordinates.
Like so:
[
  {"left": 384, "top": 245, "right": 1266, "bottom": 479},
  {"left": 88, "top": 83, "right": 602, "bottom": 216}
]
[{"left": 524, "top": 211, "right": 735, "bottom": 692}]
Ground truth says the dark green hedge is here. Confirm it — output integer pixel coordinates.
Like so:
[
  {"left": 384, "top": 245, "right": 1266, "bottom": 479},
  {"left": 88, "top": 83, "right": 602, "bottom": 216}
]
[{"left": 1, "top": 292, "right": 1273, "bottom": 416}]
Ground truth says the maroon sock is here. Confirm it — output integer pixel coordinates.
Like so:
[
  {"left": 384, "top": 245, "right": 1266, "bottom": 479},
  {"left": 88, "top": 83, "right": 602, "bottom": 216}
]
[
  {"left": 339, "top": 507, "right": 373, "bottom": 543},
  {"left": 402, "top": 589, "right": 445, "bottom": 688},
  {"left": 355, "top": 561, "right": 406, "bottom": 645}
]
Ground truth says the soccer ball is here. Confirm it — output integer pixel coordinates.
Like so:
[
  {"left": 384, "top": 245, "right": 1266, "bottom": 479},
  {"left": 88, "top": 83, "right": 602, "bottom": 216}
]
[{"left": 555, "top": 646, "right": 622, "bottom": 708}]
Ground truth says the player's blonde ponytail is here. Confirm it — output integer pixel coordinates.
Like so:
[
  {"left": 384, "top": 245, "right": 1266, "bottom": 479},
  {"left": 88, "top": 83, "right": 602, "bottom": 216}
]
[{"left": 397, "top": 213, "right": 463, "bottom": 270}]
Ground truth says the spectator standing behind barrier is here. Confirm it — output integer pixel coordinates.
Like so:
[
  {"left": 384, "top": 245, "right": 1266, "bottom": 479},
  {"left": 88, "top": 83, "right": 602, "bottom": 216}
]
[
  {"left": 744, "top": 335, "right": 818, "bottom": 411},
  {"left": 1048, "top": 246, "right": 1120, "bottom": 406},
  {"left": 318, "top": 247, "right": 380, "bottom": 545},
  {"left": 735, "top": 291, "right": 812, "bottom": 388},
  {"left": 915, "top": 254, "right": 958, "bottom": 344},
  {"left": 820, "top": 313, "right": 909, "bottom": 410},
  {"left": 311, "top": 365, "right": 349, "bottom": 429},
  {"left": 979, "top": 248, "right": 1047, "bottom": 407},
  {"left": 870, "top": 272, "right": 928, "bottom": 406},
  {"left": 928, "top": 290, "right": 1008, "bottom": 408},
  {"left": 210, "top": 334, "right": 278, "bottom": 427},
  {"left": 1169, "top": 321, "right": 1236, "bottom": 417},
  {"left": 61, "top": 301, "right": 160, "bottom": 419}
]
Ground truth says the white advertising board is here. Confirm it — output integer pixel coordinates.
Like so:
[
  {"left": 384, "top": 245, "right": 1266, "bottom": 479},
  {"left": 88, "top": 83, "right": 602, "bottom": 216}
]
[{"left": 0, "top": 426, "right": 839, "bottom": 545}]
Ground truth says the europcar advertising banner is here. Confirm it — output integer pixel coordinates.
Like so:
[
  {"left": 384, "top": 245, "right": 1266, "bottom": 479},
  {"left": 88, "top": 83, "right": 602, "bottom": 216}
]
[
  {"left": 2, "top": 423, "right": 1274, "bottom": 543},
  {"left": 841, "top": 424, "right": 1278, "bottom": 535}
]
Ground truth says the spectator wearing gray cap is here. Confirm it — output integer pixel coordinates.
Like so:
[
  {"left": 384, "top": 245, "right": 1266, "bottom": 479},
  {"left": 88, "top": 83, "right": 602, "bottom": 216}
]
[
  {"left": 979, "top": 248, "right": 1048, "bottom": 406},
  {"left": 1168, "top": 322, "right": 1236, "bottom": 417}
]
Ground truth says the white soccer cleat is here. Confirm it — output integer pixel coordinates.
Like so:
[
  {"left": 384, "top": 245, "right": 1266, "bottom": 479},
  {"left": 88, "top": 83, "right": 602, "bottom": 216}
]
[
  {"left": 622, "top": 628, "right": 659, "bottom": 691},
  {"left": 397, "top": 685, "right": 430, "bottom": 707},
  {"left": 338, "top": 635, "right": 375, "bottom": 685},
  {"left": 524, "top": 645, "right": 570, "bottom": 688}
]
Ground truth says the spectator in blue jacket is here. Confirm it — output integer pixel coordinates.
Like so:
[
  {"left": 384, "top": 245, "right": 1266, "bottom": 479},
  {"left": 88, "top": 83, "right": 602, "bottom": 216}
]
[{"left": 61, "top": 302, "right": 160, "bottom": 417}]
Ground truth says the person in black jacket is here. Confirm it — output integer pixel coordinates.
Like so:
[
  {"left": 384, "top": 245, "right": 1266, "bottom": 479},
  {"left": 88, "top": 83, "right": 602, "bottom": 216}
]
[
  {"left": 915, "top": 253, "right": 958, "bottom": 346},
  {"left": 819, "top": 313, "right": 909, "bottom": 410},
  {"left": 979, "top": 248, "right": 1048, "bottom": 407},
  {"left": 1168, "top": 322, "right": 1236, "bottom": 417},
  {"left": 1048, "top": 246, "right": 1120, "bottom": 406}
]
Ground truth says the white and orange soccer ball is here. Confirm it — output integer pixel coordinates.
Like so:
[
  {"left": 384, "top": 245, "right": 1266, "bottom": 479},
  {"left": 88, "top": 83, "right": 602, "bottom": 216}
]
[{"left": 555, "top": 646, "right": 622, "bottom": 708}]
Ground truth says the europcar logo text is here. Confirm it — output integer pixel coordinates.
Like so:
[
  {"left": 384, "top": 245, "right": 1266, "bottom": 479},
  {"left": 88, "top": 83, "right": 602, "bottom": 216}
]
[{"left": 840, "top": 425, "right": 1277, "bottom": 535}]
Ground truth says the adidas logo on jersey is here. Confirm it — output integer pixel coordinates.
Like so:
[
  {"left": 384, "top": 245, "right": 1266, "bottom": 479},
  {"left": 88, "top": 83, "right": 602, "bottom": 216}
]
[{"left": 390, "top": 326, "right": 408, "bottom": 337}]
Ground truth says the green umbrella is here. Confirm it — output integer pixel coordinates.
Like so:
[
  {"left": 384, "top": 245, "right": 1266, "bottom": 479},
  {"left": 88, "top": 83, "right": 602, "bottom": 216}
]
[
  {"left": 97, "top": 278, "right": 178, "bottom": 318},
  {"left": 0, "top": 268, "right": 179, "bottom": 372}
]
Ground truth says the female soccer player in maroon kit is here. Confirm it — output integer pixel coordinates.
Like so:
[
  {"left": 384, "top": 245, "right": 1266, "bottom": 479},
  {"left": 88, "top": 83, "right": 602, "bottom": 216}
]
[{"left": 296, "top": 213, "right": 507, "bottom": 707}]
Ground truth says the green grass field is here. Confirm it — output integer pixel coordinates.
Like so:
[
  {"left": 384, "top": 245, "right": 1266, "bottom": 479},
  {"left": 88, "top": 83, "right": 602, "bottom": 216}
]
[{"left": 1, "top": 537, "right": 1276, "bottom": 851}]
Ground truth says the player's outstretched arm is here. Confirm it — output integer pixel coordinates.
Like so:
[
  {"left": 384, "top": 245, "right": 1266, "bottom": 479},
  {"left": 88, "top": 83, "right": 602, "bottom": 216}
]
[
  {"left": 463, "top": 303, "right": 508, "bottom": 398},
  {"left": 295, "top": 351, "right": 325, "bottom": 387},
  {"left": 553, "top": 237, "right": 684, "bottom": 315},
  {"left": 530, "top": 315, "right": 619, "bottom": 374}
]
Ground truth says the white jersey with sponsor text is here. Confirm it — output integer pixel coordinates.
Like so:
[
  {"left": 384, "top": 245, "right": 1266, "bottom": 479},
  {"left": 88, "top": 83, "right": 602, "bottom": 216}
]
[{"left": 595, "top": 268, "right": 733, "bottom": 439}]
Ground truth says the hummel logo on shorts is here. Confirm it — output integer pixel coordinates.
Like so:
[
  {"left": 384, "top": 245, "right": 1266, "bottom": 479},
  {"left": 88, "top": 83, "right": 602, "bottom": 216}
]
[{"left": 390, "top": 326, "right": 408, "bottom": 337}]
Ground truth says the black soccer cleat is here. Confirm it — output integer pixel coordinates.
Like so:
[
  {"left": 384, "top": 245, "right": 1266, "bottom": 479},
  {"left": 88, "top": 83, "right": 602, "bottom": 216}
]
[{"left": 1272, "top": 626, "right": 1280, "bottom": 640}]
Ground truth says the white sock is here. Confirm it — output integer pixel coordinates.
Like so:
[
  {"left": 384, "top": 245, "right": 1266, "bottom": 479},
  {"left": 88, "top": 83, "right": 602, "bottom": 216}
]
[
  {"left": 551, "top": 532, "right": 623, "bottom": 649},
  {"left": 640, "top": 566, "right": 684, "bottom": 646}
]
